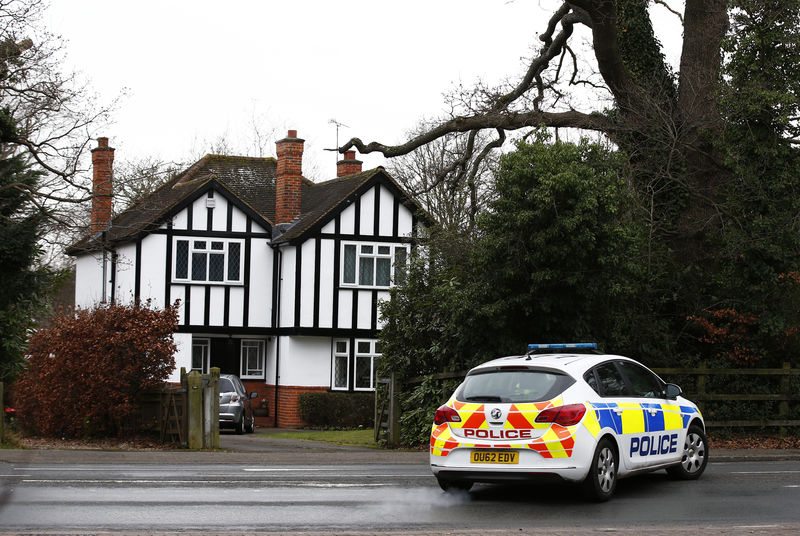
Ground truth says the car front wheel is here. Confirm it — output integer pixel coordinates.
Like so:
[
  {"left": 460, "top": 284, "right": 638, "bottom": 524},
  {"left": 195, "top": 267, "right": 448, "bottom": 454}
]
[
  {"left": 583, "top": 437, "right": 617, "bottom": 502},
  {"left": 667, "top": 424, "right": 708, "bottom": 480}
]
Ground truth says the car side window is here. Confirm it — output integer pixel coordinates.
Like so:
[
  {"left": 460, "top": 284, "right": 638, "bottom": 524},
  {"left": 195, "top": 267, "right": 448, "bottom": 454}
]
[
  {"left": 594, "top": 362, "right": 629, "bottom": 397},
  {"left": 584, "top": 370, "right": 600, "bottom": 395},
  {"left": 618, "top": 361, "right": 664, "bottom": 398}
]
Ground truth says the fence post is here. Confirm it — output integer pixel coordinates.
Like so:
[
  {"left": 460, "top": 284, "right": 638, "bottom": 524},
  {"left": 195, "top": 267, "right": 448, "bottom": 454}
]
[
  {"left": 388, "top": 373, "right": 400, "bottom": 447},
  {"left": 0, "top": 381, "right": 4, "bottom": 444},
  {"left": 204, "top": 368, "right": 220, "bottom": 449},
  {"left": 696, "top": 361, "right": 707, "bottom": 403},
  {"left": 779, "top": 362, "right": 791, "bottom": 438},
  {"left": 187, "top": 370, "right": 203, "bottom": 449}
]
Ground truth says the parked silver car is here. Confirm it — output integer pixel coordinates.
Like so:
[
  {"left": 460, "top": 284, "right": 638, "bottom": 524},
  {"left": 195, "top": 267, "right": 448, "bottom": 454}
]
[{"left": 219, "top": 374, "right": 257, "bottom": 434}]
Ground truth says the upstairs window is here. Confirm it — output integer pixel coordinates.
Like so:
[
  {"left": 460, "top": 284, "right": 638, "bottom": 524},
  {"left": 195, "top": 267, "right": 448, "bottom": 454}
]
[
  {"left": 174, "top": 238, "right": 243, "bottom": 284},
  {"left": 341, "top": 242, "right": 409, "bottom": 288}
]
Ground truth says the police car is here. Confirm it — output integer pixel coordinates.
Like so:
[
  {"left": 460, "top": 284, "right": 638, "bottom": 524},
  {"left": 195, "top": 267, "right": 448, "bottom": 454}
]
[{"left": 430, "top": 343, "right": 708, "bottom": 501}]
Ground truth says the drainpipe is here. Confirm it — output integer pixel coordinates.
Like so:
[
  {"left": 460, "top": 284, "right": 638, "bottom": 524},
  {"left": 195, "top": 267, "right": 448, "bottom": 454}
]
[{"left": 273, "top": 247, "right": 282, "bottom": 428}]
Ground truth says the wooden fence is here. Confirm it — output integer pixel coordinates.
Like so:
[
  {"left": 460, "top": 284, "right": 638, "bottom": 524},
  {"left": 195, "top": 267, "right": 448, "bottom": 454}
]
[{"left": 398, "top": 362, "right": 800, "bottom": 433}]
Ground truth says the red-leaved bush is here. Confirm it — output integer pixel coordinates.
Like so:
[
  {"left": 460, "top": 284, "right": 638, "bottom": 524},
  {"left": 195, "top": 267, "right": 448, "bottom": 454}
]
[{"left": 15, "top": 302, "right": 178, "bottom": 438}]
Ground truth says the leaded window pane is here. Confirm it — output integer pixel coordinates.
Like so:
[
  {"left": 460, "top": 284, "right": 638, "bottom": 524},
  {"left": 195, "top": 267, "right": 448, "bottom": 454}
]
[
  {"left": 361, "top": 245, "right": 373, "bottom": 254},
  {"left": 343, "top": 244, "right": 356, "bottom": 284},
  {"left": 394, "top": 247, "right": 407, "bottom": 285},
  {"left": 194, "top": 241, "right": 206, "bottom": 249},
  {"left": 358, "top": 341, "right": 371, "bottom": 353},
  {"left": 375, "top": 257, "right": 391, "bottom": 286},
  {"left": 211, "top": 241, "right": 224, "bottom": 250},
  {"left": 359, "top": 257, "right": 374, "bottom": 285},
  {"left": 209, "top": 253, "right": 225, "bottom": 281},
  {"left": 175, "top": 240, "right": 189, "bottom": 279},
  {"left": 334, "top": 355, "right": 348, "bottom": 388},
  {"left": 355, "top": 355, "right": 371, "bottom": 389},
  {"left": 335, "top": 341, "right": 347, "bottom": 354},
  {"left": 378, "top": 245, "right": 390, "bottom": 255},
  {"left": 192, "top": 252, "right": 207, "bottom": 280},
  {"left": 228, "top": 242, "right": 241, "bottom": 281}
]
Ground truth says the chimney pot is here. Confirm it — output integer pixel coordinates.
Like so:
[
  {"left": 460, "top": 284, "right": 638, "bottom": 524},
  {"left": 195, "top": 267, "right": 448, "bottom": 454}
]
[
  {"left": 337, "top": 150, "right": 363, "bottom": 178},
  {"left": 287, "top": 129, "right": 297, "bottom": 139}
]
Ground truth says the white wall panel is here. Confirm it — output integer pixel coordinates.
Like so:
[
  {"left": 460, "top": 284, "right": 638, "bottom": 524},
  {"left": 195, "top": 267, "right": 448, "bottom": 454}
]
[
  {"left": 114, "top": 243, "right": 137, "bottom": 305},
  {"left": 357, "top": 290, "right": 372, "bottom": 330},
  {"left": 398, "top": 203, "right": 413, "bottom": 236},
  {"left": 190, "top": 286, "right": 205, "bottom": 324},
  {"left": 140, "top": 234, "right": 167, "bottom": 308},
  {"left": 337, "top": 289, "right": 353, "bottom": 329},
  {"left": 172, "top": 209, "right": 188, "bottom": 230},
  {"left": 359, "top": 186, "right": 375, "bottom": 235},
  {"left": 209, "top": 286, "right": 225, "bottom": 326},
  {"left": 376, "top": 290, "right": 391, "bottom": 329},
  {"left": 170, "top": 332, "right": 193, "bottom": 382},
  {"left": 229, "top": 286, "right": 245, "bottom": 327},
  {"left": 231, "top": 206, "right": 247, "bottom": 232},
  {"left": 299, "top": 240, "right": 316, "bottom": 327},
  {"left": 279, "top": 247, "right": 296, "bottom": 327},
  {"left": 74, "top": 253, "right": 105, "bottom": 308},
  {"left": 248, "top": 239, "right": 272, "bottom": 327},
  {"left": 211, "top": 195, "right": 228, "bottom": 231},
  {"left": 318, "top": 239, "right": 335, "bottom": 328},
  {"left": 192, "top": 197, "right": 208, "bottom": 230},
  {"left": 379, "top": 186, "right": 394, "bottom": 236},
  {"left": 340, "top": 203, "right": 355, "bottom": 235},
  {"left": 171, "top": 285, "right": 186, "bottom": 324},
  {"left": 279, "top": 336, "right": 331, "bottom": 387},
  {"left": 321, "top": 219, "right": 335, "bottom": 234},
  {"left": 252, "top": 221, "right": 266, "bottom": 234}
]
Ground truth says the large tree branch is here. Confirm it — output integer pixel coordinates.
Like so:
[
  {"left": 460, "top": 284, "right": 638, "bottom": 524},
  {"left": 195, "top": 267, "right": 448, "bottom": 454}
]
[{"left": 341, "top": 109, "right": 612, "bottom": 157}]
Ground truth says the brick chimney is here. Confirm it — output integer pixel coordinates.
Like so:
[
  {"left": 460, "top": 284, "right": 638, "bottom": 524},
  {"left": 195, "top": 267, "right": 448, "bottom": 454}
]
[
  {"left": 275, "top": 129, "right": 304, "bottom": 224},
  {"left": 337, "top": 150, "right": 362, "bottom": 177},
  {"left": 91, "top": 137, "right": 115, "bottom": 234}
]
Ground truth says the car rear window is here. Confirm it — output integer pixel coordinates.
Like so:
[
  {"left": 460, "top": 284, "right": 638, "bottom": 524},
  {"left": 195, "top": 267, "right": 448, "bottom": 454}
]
[
  {"left": 220, "top": 378, "right": 235, "bottom": 393},
  {"left": 455, "top": 369, "right": 575, "bottom": 403}
]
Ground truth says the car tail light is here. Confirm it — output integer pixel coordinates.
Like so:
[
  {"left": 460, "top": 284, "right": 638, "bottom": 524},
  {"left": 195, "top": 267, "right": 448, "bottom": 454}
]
[
  {"left": 231, "top": 394, "right": 240, "bottom": 403},
  {"left": 433, "top": 405, "right": 462, "bottom": 425},
  {"left": 535, "top": 403, "right": 586, "bottom": 426}
]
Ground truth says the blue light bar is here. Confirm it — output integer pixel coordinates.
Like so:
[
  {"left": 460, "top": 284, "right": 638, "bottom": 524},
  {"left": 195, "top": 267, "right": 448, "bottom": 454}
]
[{"left": 527, "top": 343, "right": 598, "bottom": 350}]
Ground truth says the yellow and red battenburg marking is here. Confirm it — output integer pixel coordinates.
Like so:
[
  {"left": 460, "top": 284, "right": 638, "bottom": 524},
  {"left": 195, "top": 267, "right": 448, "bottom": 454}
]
[{"left": 430, "top": 397, "right": 581, "bottom": 458}]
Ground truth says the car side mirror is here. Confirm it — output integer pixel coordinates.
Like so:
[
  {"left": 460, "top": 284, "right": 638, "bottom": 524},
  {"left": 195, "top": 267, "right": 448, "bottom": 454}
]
[
  {"left": 250, "top": 392, "right": 259, "bottom": 399},
  {"left": 665, "top": 383, "right": 682, "bottom": 399}
]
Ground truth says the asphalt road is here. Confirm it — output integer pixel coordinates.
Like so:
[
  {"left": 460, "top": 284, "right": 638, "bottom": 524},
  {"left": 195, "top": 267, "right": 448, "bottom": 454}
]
[{"left": 1, "top": 445, "right": 800, "bottom": 534}]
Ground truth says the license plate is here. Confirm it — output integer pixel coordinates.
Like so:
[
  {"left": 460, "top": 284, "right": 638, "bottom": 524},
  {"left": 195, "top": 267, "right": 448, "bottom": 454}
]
[{"left": 470, "top": 450, "right": 519, "bottom": 464}]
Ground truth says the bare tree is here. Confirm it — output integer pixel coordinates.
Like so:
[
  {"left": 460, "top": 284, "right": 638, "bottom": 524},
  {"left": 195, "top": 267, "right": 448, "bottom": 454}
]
[
  {"left": 0, "top": 0, "right": 116, "bottom": 226},
  {"left": 340, "top": 0, "right": 730, "bottom": 261},
  {"left": 386, "top": 120, "right": 498, "bottom": 232}
]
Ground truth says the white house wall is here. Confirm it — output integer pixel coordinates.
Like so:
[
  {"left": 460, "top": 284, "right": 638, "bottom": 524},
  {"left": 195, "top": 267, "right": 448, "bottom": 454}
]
[
  {"left": 113, "top": 242, "right": 137, "bottom": 305},
  {"left": 278, "top": 336, "right": 331, "bottom": 387},
  {"left": 140, "top": 234, "right": 167, "bottom": 309},
  {"left": 74, "top": 252, "right": 106, "bottom": 308},
  {"left": 170, "top": 332, "right": 193, "bottom": 383}
]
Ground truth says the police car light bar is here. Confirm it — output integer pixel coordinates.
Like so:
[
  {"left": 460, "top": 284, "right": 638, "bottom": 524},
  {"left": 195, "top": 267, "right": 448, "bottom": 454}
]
[{"left": 527, "top": 343, "right": 598, "bottom": 350}]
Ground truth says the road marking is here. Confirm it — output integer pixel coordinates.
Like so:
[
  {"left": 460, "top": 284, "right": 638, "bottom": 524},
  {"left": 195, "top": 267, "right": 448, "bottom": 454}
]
[
  {"left": 734, "top": 525, "right": 780, "bottom": 529},
  {"left": 21, "top": 479, "right": 391, "bottom": 487},
  {"left": 731, "top": 471, "right": 800, "bottom": 475}
]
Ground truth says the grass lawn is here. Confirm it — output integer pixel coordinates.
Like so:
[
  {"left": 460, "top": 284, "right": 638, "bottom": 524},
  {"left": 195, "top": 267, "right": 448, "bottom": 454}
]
[{"left": 259, "top": 428, "right": 379, "bottom": 448}]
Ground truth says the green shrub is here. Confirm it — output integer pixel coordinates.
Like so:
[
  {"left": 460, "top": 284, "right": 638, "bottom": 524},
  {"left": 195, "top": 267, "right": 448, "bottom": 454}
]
[{"left": 298, "top": 392, "right": 374, "bottom": 427}]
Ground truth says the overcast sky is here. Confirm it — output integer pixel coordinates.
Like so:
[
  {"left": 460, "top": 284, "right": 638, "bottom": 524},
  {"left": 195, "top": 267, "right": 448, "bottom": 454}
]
[{"left": 44, "top": 1, "right": 683, "bottom": 180}]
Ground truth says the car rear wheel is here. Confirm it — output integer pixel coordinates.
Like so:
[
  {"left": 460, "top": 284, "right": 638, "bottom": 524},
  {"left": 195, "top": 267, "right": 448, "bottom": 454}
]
[
  {"left": 245, "top": 414, "right": 255, "bottom": 433},
  {"left": 235, "top": 415, "right": 245, "bottom": 435},
  {"left": 436, "top": 477, "right": 473, "bottom": 493},
  {"left": 666, "top": 424, "right": 708, "bottom": 480},
  {"left": 583, "top": 438, "right": 617, "bottom": 502}
]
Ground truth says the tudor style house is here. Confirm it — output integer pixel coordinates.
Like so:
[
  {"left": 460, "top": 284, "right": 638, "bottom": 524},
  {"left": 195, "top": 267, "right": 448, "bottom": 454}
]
[{"left": 68, "top": 131, "right": 427, "bottom": 427}]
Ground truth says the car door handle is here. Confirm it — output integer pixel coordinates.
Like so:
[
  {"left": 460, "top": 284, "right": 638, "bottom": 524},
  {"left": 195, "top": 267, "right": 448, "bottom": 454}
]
[
  {"left": 613, "top": 408, "right": 623, "bottom": 415},
  {"left": 648, "top": 408, "right": 658, "bottom": 416}
]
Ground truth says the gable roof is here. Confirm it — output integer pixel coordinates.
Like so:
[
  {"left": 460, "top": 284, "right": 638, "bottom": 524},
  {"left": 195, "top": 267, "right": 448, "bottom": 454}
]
[
  {"left": 272, "top": 167, "right": 429, "bottom": 244},
  {"left": 68, "top": 154, "right": 430, "bottom": 254}
]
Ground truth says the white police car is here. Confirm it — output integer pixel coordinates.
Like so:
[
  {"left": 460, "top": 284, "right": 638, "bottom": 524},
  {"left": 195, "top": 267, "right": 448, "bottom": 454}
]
[{"left": 430, "top": 343, "right": 708, "bottom": 501}]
